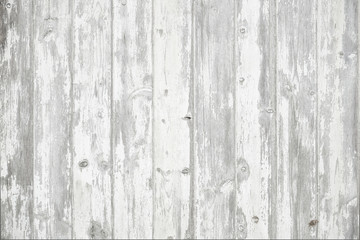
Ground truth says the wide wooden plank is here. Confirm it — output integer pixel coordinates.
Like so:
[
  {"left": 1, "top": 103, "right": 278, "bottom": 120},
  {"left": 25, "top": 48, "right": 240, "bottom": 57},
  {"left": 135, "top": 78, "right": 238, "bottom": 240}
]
[
  {"left": 193, "top": 1, "right": 236, "bottom": 238},
  {"left": 72, "top": 0, "right": 112, "bottom": 238},
  {"left": 112, "top": 0, "right": 153, "bottom": 238},
  {"left": 153, "top": 0, "right": 192, "bottom": 238},
  {"left": 33, "top": 0, "right": 72, "bottom": 238},
  {"left": 276, "top": 0, "right": 318, "bottom": 238},
  {"left": 0, "top": 1, "right": 34, "bottom": 239},
  {"left": 317, "top": 0, "right": 359, "bottom": 238},
  {"left": 234, "top": 0, "right": 276, "bottom": 238}
]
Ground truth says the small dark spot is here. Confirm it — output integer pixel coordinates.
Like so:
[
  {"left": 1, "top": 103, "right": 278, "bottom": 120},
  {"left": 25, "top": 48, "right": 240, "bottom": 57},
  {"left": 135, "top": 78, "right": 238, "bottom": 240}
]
[
  {"left": 240, "top": 27, "right": 246, "bottom": 33},
  {"left": 161, "top": 119, "right": 166, "bottom": 124},
  {"left": 183, "top": 114, "right": 192, "bottom": 120},
  {"left": 156, "top": 168, "right": 162, "bottom": 172},
  {"left": 157, "top": 29, "right": 164, "bottom": 36},
  {"left": 338, "top": 51, "right": 344, "bottom": 57},
  {"left": 79, "top": 159, "right": 89, "bottom": 168},
  {"left": 252, "top": 216, "right": 259, "bottom": 223},
  {"left": 164, "top": 89, "right": 168, "bottom": 96},
  {"left": 309, "top": 219, "right": 318, "bottom": 227},
  {"left": 181, "top": 168, "right": 189, "bottom": 175},
  {"left": 6, "top": 2, "right": 11, "bottom": 8},
  {"left": 97, "top": 111, "right": 103, "bottom": 118}
]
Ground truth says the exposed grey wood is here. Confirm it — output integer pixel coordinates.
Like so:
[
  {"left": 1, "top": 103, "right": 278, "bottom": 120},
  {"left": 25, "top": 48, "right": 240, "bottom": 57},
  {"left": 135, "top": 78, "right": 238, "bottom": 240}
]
[
  {"left": 152, "top": 0, "right": 192, "bottom": 239},
  {"left": 0, "top": 1, "right": 34, "bottom": 239},
  {"left": 112, "top": 0, "right": 153, "bottom": 238},
  {"left": 276, "top": 0, "right": 318, "bottom": 238},
  {"left": 33, "top": 0, "right": 72, "bottom": 238},
  {"left": 192, "top": 1, "right": 236, "bottom": 238},
  {"left": 0, "top": 0, "right": 359, "bottom": 239},
  {"left": 72, "top": 0, "right": 112, "bottom": 238},
  {"left": 317, "top": 0, "right": 359, "bottom": 238}
]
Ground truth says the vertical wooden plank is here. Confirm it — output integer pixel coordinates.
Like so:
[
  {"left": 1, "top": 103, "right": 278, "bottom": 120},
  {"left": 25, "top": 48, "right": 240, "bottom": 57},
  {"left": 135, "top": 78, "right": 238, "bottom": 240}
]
[
  {"left": 33, "top": 0, "right": 72, "bottom": 238},
  {"left": 234, "top": 0, "right": 276, "bottom": 238},
  {"left": 193, "top": 0, "right": 235, "bottom": 238},
  {"left": 112, "top": 0, "right": 153, "bottom": 238},
  {"left": 0, "top": 1, "right": 34, "bottom": 239},
  {"left": 153, "top": 0, "right": 192, "bottom": 239},
  {"left": 276, "top": 0, "right": 318, "bottom": 238},
  {"left": 318, "top": 0, "right": 359, "bottom": 238},
  {"left": 72, "top": 0, "right": 112, "bottom": 238}
]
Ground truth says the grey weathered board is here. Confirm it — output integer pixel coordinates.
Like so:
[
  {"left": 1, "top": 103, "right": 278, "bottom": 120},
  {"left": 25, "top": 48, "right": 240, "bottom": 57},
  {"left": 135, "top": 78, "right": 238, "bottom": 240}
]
[{"left": 0, "top": 0, "right": 359, "bottom": 239}]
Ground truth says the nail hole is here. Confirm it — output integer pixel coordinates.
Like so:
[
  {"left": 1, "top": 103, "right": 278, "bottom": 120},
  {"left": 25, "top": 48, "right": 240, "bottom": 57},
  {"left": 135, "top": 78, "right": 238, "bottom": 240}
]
[
  {"left": 79, "top": 159, "right": 89, "bottom": 168},
  {"left": 266, "top": 108, "right": 274, "bottom": 113},
  {"left": 241, "top": 166, "right": 247, "bottom": 172},
  {"left": 240, "top": 27, "right": 246, "bottom": 33},
  {"left": 239, "top": 77, "right": 245, "bottom": 83},
  {"left": 6, "top": 2, "right": 11, "bottom": 8},
  {"left": 181, "top": 168, "right": 189, "bottom": 175},
  {"left": 309, "top": 219, "right": 318, "bottom": 227},
  {"left": 183, "top": 114, "right": 192, "bottom": 120},
  {"left": 252, "top": 216, "right": 259, "bottom": 223},
  {"left": 309, "top": 90, "right": 315, "bottom": 96}
]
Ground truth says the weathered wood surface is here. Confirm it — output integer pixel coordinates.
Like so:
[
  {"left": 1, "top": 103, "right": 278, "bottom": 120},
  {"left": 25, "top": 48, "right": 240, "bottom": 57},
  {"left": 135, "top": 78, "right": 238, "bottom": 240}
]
[{"left": 0, "top": 0, "right": 359, "bottom": 239}]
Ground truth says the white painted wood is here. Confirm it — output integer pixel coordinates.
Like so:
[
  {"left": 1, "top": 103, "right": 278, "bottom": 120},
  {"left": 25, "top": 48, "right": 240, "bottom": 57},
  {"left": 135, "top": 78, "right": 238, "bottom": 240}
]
[
  {"left": 317, "top": 0, "right": 359, "bottom": 238},
  {"left": 0, "top": 1, "right": 359, "bottom": 239},
  {"left": 153, "top": 0, "right": 192, "bottom": 238},
  {"left": 276, "top": 0, "right": 318, "bottom": 238},
  {"left": 193, "top": 1, "right": 236, "bottom": 238},
  {"left": 112, "top": 0, "right": 153, "bottom": 238},
  {"left": 33, "top": 0, "right": 72, "bottom": 238},
  {"left": 72, "top": 0, "right": 112, "bottom": 238},
  {"left": 234, "top": 0, "right": 275, "bottom": 238},
  {"left": 0, "top": 1, "right": 33, "bottom": 239}
]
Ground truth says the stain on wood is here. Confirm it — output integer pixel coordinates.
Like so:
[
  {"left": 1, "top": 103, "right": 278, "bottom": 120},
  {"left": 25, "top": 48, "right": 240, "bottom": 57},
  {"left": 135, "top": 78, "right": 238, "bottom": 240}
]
[{"left": 0, "top": 0, "right": 359, "bottom": 239}]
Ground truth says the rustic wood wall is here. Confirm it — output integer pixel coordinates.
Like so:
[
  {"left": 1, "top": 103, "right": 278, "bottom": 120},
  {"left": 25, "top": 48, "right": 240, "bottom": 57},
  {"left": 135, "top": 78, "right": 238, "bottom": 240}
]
[{"left": 1, "top": 0, "right": 359, "bottom": 239}]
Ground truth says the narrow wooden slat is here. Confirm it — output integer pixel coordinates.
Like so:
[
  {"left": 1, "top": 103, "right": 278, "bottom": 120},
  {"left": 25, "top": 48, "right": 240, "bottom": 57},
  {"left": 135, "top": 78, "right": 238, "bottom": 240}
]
[
  {"left": 234, "top": 0, "right": 276, "bottom": 238},
  {"left": 33, "top": 0, "right": 72, "bottom": 238},
  {"left": 317, "top": 0, "right": 359, "bottom": 238},
  {"left": 153, "top": 0, "right": 192, "bottom": 238},
  {"left": 193, "top": 1, "right": 236, "bottom": 238},
  {"left": 72, "top": 0, "right": 112, "bottom": 238},
  {"left": 112, "top": 0, "right": 153, "bottom": 238},
  {"left": 276, "top": 0, "right": 318, "bottom": 238},
  {"left": 0, "top": 1, "right": 34, "bottom": 239}
]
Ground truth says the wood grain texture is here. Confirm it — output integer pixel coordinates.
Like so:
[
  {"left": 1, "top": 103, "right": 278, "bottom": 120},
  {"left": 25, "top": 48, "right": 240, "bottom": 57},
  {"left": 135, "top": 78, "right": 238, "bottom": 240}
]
[
  {"left": 234, "top": 0, "right": 276, "bottom": 238},
  {"left": 33, "top": 0, "right": 72, "bottom": 238},
  {"left": 153, "top": 0, "right": 192, "bottom": 238},
  {"left": 1, "top": 0, "right": 359, "bottom": 239},
  {"left": 192, "top": 1, "right": 236, "bottom": 238},
  {"left": 0, "top": 1, "right": 33, "bottom": 239},
  {"left": 72, "top": 0, "right": 112, "bottom": 238},
  {"left": 317, "top": 0, "right": 359, "bottom": 238},
  {"left": 276, "top": 0, "right": 318, "bottom": 238},
  {"left": 112, "top": 0, "right": 153, "bottom": 238}
]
